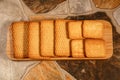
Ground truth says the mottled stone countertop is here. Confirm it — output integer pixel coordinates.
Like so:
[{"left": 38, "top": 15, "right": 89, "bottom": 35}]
[{"left": 0, "top": 0, "right": 120, "bottom": 80}]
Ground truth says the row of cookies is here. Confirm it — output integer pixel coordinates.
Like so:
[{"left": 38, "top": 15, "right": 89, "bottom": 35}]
[
  {"left": 68, "top": 20, "right": 103, "bottom": 39},
  {"left": 11, "top": 20, "right": 105, "bottom": 59}
]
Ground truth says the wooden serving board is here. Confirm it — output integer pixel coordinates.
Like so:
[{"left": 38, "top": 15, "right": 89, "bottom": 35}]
[{"left": 6, "top": 20, "right": 113, "bottom": 60}]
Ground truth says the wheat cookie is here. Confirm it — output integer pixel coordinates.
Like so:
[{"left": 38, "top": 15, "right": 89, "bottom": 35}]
[
  {"left": 71, "top": 40, "right": 84, "bottom": 57},
  {"left": 83, "top": 20, "right": 104, "bottom": 38},
  {"left": 55, "top": 20, "right": 72, "bottom": 57},
  {"left": 28, "top": 22, "right": 41, "bottom": 58},
  {"left": 12, "top": 22, "right": 28, "bottom": 58},
  {"left": 68, "top": 21, "right": 83, "bottom": 39},
  {"left": 40, "top": 20, "right": 54, "bottom": 57},
  {"left": 85, "top": 39, "right": 105, "bottom": 58}
]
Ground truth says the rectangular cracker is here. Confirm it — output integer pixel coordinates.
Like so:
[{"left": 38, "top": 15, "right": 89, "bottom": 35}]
[
  {"left": 40, "top": 20, "right": 54, "bottom": 56},
  {"left": 28, "top": 22, "right": 40, "bottom": 58},
  {"left": 83, "top": 20, "right": 104, "bottom": 38},
  {"left": 71, "top": 40, "right": 84, "bottom": 57},
  {"left": 55, "top": 20, "right": 70, "bottom": 56},
  {"left": 68, "top": 21, "right": 83, "bottom": 39},
  {"left": 12, "top": 22, "right": 28, "bottom": 58},
  {"left": 85, "top": 39, "right": 106, "bottom": 58}
]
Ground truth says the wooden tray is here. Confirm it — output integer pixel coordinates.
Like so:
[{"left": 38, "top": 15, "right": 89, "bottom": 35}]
[{"left": 6, "top": 20, "right": 113, "bottom": 60}]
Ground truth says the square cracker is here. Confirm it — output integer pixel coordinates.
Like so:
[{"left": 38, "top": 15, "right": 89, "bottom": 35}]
[
  {"left": 85, "top": 39, "right": 105, "bottom": 58},
  {"left": 71, "top": 40, "right": 84, "bottom": 57},
  {"left": 83, "top": 20, "right": 104, "bottom": 38},
  {"left": 68, "top": 21, "right": 82, "bottom": 39}
]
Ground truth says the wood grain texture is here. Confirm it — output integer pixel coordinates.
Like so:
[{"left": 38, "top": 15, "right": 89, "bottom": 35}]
[
  {"left": 22, "top": 61, "right": 76, "bottom": 80},
  {"left": 22, "top": 0, "right": 66, "bottom": 13},
  {"left": 93, "top": 0, "right": 120, "bottom": 9},
  {"left": 100, "top": 20, "right": 113, "bottom": 58}
]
